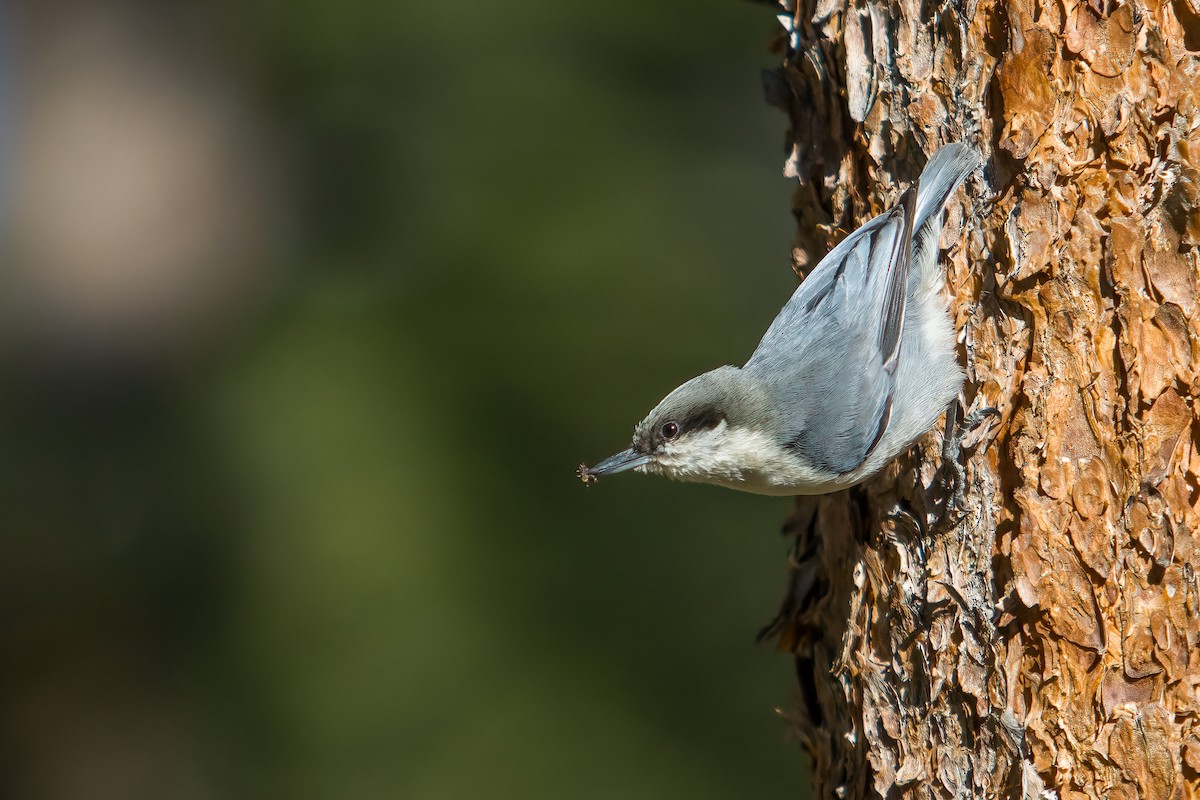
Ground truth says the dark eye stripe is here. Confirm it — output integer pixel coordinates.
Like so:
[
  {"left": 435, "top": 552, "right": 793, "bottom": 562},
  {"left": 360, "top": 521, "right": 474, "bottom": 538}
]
[{"left": 679, "top": 408, "right": 723, "bottom": 435}]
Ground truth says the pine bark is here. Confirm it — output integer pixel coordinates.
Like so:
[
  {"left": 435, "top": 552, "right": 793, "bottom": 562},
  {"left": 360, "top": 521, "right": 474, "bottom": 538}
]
[{"left": 764, "top": 0, "right": 1200, "bottom": 796}]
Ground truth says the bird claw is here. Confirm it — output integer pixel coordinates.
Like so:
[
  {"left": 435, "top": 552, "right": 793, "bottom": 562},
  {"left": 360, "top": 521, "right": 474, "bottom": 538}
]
[{"left": 933, "top": 403, "right": 998, "bottom": 532}]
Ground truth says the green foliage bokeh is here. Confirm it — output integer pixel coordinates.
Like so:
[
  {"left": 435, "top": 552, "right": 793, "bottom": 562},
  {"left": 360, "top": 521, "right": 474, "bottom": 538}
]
[{"left": 1, "top": 2, "right": 811, "bottom": 797}]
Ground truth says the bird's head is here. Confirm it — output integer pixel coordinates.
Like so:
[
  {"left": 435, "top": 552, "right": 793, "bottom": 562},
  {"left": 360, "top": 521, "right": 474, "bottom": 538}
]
[{"left": 581, "top": 366, "right": 774, "bottom": 488}]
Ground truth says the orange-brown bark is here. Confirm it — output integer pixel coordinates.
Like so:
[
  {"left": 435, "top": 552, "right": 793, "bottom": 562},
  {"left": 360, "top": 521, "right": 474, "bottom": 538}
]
[{"left": 766, "top": 0, "right": 1200, "bottom": 796}]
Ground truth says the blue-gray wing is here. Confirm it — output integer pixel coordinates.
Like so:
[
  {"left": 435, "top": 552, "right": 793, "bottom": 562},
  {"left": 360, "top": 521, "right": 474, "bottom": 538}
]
[{"left": 744, "top": 190, "right": 916, "bottom": 475}]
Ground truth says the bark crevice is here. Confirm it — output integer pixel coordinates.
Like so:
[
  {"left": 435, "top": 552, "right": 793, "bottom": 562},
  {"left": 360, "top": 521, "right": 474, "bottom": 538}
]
[{"left": 765, "top": 0, "right": 1200, "bottom": 795}]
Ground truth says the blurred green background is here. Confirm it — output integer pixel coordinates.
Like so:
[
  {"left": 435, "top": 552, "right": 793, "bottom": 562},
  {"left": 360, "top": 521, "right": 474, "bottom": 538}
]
[{"left": 0, "top": 1, "right": 809, "bottom": 797}]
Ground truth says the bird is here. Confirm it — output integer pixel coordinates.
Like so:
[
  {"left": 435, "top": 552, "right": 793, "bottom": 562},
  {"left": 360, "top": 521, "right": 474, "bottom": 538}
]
[{"left": 578, "top": 143, "right": 981, "bottom": 496}]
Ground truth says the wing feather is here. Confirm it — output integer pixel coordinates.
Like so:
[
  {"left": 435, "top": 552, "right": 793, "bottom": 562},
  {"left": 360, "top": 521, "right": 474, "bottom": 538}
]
[
  {"left": 744, "top": 189, "right": 917, "bottom": 475},
  {"left": 877, "top": 188, "right": 916, "bottom": 374}
]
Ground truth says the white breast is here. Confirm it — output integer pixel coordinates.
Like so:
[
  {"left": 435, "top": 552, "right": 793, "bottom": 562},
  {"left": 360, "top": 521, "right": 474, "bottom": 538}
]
[{"left": 636, "top": 420, "right": 856, "bottom": 496}]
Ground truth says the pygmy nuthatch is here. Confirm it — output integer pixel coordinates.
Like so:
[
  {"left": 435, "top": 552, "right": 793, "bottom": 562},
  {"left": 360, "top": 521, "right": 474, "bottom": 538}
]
[{"left": 579, "top": 143, "right": 981, "bottom": 495}]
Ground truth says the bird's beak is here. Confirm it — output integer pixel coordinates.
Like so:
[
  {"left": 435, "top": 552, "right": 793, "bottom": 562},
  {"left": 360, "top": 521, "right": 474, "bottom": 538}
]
[{"left": 582, "top": 448, "right": 651, "bottom": 481}]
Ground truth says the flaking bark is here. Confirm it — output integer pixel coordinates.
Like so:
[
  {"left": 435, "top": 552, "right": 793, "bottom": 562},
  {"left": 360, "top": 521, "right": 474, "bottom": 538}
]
[{"left": 764, "top": 0, "right": 1200, "bottom": 797}]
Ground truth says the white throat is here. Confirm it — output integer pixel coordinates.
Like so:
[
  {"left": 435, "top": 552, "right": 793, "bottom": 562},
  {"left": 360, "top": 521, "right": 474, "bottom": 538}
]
[{"left": 636, "top": 420, "right": 843, "bottom": 496}]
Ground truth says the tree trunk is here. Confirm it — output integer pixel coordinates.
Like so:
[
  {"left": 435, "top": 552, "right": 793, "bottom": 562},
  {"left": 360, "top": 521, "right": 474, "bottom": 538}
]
[{"left": 764, "top": 0, "right": 1200, "bottom": 796}]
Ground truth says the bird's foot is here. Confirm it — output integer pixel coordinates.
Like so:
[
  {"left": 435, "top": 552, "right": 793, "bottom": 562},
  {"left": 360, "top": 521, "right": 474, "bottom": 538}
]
[{"left": 933, "top": 403, "right": 999, "bottom": 533}]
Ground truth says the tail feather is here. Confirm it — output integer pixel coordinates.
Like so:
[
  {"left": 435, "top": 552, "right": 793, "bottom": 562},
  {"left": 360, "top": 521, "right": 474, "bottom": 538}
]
[{"left": 913, "top": 143, "right": 981, "bottom": 232}]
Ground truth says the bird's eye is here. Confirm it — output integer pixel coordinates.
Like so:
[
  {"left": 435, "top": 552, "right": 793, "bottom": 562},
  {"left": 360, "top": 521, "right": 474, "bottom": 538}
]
[{"left": 660, "top": 421, "right": 679, "bottom": 440}]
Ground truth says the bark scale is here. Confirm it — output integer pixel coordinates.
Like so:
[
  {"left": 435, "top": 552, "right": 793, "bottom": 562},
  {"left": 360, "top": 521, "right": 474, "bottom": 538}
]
[{"left": 764, "top": 0, "right": 1200, "bottom": 796}]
